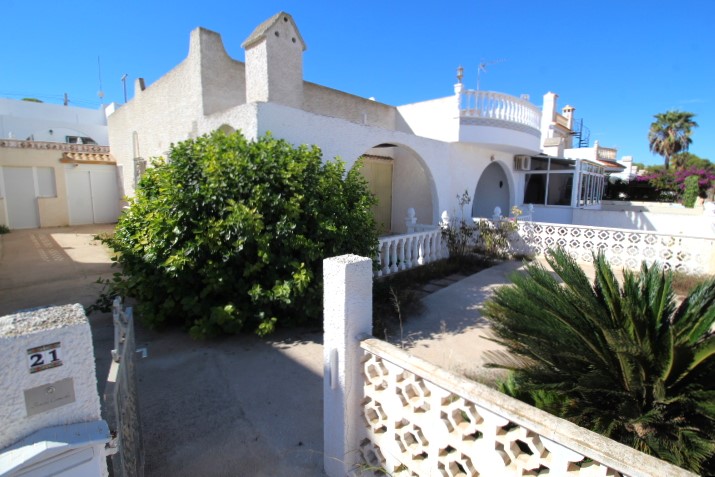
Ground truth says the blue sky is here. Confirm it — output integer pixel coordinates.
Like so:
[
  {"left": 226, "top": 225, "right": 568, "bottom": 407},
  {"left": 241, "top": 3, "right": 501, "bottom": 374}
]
[{"left": 3, "top": 0, "right": 713, "bottom": 166}]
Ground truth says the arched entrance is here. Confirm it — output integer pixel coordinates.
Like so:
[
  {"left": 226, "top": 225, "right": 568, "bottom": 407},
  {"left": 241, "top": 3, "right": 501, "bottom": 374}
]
[
  {"left": 353, "top": 144, "right": 436, "bottom": 235},
  {"left": 472, "top": 162, "right": 510, "bottom": 218}
]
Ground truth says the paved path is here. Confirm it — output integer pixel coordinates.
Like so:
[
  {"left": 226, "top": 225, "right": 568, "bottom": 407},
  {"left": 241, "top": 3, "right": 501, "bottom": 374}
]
[
  {"left": 391, "top": 260, "right": 525, "bottom": 383},
  {"left": 0, "top": 224, "right": 116, "bottom": 316}
]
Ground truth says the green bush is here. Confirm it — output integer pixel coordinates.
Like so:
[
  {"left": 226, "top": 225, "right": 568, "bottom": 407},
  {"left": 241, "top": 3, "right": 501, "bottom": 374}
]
[
  {"left": 682, "top": 174, "right": 700, "bottom": 208},
  {"left": 103, "top": 131, "right": 378, "bottom": 337},
  {"left": 482, "top": 248, "right": 715, "bottom": 473}
]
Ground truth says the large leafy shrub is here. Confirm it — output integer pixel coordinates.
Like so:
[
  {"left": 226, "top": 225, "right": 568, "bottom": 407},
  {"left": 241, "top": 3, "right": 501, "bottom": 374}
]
[
  {"left": 482, "top": 248, "right": 715, "bottom": 473},
  {"left": 104, "top": 131, "right": 377, "bottom": 337}
]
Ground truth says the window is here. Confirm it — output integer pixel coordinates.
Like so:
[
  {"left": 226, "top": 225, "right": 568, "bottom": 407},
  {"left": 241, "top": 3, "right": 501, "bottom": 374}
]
[
  {"left": 523, "top": 157, "right": 576, "bottom": 206},
  {"left": 523, "top": 157, "right": 604, "bottom": 208},
  {"left": 65, "top": 136, "right": 97, "bottom": 145}
]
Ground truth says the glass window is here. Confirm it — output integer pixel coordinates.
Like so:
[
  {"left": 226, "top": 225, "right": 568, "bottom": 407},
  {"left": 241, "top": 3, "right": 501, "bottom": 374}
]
[
  {"left": 549, "top": 158, "right": 575, "bottom": 171},
  {"left": 546, "top": 174, "right": 572, "bottom": 205},
  {"left": 524, "top": 173, "right": 546, "bottom": 204}
]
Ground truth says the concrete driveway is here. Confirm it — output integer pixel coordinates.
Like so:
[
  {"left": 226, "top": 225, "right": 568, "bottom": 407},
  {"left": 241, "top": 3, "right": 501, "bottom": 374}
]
[{"left": 0, "top": 225, "right": 327, "bottom": 476}]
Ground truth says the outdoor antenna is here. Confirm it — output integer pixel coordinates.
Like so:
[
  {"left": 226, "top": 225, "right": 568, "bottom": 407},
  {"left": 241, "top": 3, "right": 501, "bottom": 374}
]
[
  {"left": 97, "top": 56, "right": 105, "bottom": 105},
  {"left": 476, "top": 59, "right": 506, "bottom": 91},
  {"left": 121, "top": 73, "right": 128, "bottom": 103}
]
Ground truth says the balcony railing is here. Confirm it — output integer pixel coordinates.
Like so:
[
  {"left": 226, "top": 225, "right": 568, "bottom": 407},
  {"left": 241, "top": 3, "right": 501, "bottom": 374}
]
[
  {"left": 597, "top": 146, "right": 618, "bottom": 161},
  {"left": 459, "top": 90, "right": 541, "bottom": 132},
  {"left": 0, "top": 139, "right": 109, "bottom": 154}
]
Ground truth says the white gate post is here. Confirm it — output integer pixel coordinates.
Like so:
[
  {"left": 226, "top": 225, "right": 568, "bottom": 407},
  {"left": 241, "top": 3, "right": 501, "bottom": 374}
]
[{"left": 323, "top": 254, "right": 373, "bottom": 477}]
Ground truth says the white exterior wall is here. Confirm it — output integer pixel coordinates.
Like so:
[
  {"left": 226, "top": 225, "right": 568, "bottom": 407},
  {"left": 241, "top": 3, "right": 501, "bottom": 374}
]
[
  {"left": 459, "top": 123, "right": 540, "bottom": 154},
  {"left": 107, "top": 16, "right": 539, "bottom": 231},
  {"left": 107, "top": 29, "right": 209, "bottom": 197},
  {"left": 573, "top": 208, "right": 714, "bottom": 237},
  {"left": 0, "top": 304, "right": 101, "bottom": 450},
  {"left": 254, "top": 101, "right": 446, "bottom": 226},
  {"left": 396, "top": 96, "right": 460, "bottom": 141},
  {"left": 526, "top": 204, "right": 575, "bottom": 224},
  {"left": 0, "top": 99, "right": 108, "bottom": 145}
]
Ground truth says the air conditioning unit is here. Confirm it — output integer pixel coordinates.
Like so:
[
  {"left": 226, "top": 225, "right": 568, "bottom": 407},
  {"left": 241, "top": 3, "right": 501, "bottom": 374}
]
[{"left": 514, "top": 155, "right": 531, "bottom": 171}]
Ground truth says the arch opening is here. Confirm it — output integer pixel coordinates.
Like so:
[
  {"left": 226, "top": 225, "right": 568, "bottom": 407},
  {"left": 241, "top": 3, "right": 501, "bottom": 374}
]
[
  {"left": 472, "top": 162, "right": 511, "bottom": 218},
  {"left": 351, "top": 143, "right": 436, "bottom": 236}
]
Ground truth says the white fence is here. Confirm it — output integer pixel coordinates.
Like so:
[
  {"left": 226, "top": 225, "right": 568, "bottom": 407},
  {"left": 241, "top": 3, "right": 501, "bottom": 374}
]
[
  {"left": 104, "top": 297, "right": 144, "bottom": 477},
  {"left": 516, "top": 221, "right": 715, "bottom": 274},
  {"left": 376, "top": 227, "right": 446, "bottom": 278},
  {"left": 322, "top": 255, "right": 696, "bottom": 477}
]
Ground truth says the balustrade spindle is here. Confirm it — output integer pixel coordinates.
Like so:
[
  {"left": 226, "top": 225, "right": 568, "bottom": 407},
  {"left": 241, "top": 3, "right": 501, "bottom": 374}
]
[
  {"left": 390, "top": 241, "right": 399, "bottom": 274},
  {"left": 397, "top": 239, "right": 406, "bottom": 271}
]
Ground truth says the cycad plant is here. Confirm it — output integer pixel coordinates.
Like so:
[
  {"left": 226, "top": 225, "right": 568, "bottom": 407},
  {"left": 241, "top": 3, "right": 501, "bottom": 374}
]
[{"left": 482, "top": 248, "right": 715, "bottom": 473}]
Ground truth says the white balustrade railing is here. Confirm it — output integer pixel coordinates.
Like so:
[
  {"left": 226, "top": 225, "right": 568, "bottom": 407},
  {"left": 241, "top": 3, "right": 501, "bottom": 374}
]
[
  {"left": 517, "top": 221, "right": 715, "bottom": 274},
  {"left": 358, "top": 338, "right": 695, "bottom": 477},
  {"left": 0, "top": 138, "right": 109, "bottom": 153},
  {"left": 376, "top": 228, "right": 446, "bottom": 278},
  {"left": 459, "top": 90, "right": 541, "bottom": 131},
  {"left": 597, "top": 146, "right": 618, "bottom": 161}
]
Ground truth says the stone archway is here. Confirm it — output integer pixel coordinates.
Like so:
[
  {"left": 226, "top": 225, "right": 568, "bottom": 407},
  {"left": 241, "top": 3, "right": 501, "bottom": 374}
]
[{"left": 472, "top": 162, "right": 510, "bottom": 218}]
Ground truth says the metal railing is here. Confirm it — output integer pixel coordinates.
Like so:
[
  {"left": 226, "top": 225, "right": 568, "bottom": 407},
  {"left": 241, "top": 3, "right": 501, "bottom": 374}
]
[{"left": 104, "top": 297, "right": 144, "bottom": 477}]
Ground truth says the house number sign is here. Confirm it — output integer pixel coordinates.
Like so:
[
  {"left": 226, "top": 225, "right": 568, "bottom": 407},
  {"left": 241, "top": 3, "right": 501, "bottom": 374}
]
[{"left": 27, "top": 342, "right": 63, "bottom": 373}]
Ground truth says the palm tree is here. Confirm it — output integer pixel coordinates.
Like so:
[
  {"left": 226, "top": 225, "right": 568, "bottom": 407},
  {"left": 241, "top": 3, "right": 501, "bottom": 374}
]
[
  {"left": 482, "top": 248, "right": 715, "bottom": 473},
  {"left": 648, "top": 111, "right": 698, "bottom": 170}
]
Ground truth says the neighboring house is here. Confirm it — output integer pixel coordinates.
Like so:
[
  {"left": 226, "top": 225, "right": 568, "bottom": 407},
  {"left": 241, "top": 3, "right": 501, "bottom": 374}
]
[
  {"left": 0, "top": 99, "right": 121, "bottom": 229},
  {"left": 107, "top": 11, "right": 622, "bottom": 233}
]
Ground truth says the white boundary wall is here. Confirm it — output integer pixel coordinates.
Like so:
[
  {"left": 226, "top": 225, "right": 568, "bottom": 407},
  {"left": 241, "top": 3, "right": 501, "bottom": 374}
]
[{"left": 322, "top": 254, "right": 696, "bottom": 477}]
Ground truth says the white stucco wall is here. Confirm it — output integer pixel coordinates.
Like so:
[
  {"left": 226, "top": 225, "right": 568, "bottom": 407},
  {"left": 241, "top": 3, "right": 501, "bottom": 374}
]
[
  {"left": 527, "top": 205, "right": 574, "bottom": 224},
  {"left": 573, "top": 208, "right": 715, "bottom": 237},
  {"left": 0, "top": 304, "right": 101, "bottom": 450},
  {"left": 459, "top": 122, "right": 540, "bottom": 154},
  {"left": 396, "top": 96, "right": 460, "bottom": 141},
  {"left": 244, "top": 14, "right": 304, "bottom": 109},
  {"left": 254, "top": 101, "right": 459, "bottom": 226},
  {"left": 107, "top": 29, "right": 208, "bottom": 197},
  {"left": 197, "top": 29, "right": 246, "bottom": 116},
  {"left": 0, "top": 99, "right": 108, "bottom": 145}
]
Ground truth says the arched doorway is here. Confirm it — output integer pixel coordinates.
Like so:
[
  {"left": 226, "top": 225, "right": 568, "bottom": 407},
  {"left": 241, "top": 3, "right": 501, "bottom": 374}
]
[
  {"left": 472, "top": 162, "right": 510, "bottom": 218},
  {"left": 353, "top": 143, "right": 436, "bottom": 235}
]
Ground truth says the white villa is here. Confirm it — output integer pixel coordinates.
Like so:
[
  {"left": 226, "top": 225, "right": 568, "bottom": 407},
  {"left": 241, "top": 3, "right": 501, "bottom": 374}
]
[
  {"left": 107, "top": 12, "right": 623, "bottom": 235},
  {"left": 0, "top": 99, "right": 120, "bottom": 228}
]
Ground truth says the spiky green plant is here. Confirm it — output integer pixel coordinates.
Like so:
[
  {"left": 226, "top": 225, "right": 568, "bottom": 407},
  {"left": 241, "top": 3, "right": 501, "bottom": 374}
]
[{"left": 482, "top": 248, "right": 715, "bottom": 473}]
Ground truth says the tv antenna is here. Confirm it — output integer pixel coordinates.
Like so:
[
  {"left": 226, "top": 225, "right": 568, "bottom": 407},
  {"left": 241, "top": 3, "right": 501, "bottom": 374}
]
[
  {"left": 476, "top": 59, "right": 506, "bottom": 91},
  {"left": 97, "top": 56, "right": 105, "bottom": 105}
]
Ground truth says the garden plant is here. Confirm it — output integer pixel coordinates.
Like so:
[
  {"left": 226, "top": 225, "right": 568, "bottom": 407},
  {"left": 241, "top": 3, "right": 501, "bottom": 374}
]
[
  {"left": 482, "top": 248, "right": 715, "bottom": 473},
  {"left": 100, "top": 131, "right": 378, "bottom": 337}
]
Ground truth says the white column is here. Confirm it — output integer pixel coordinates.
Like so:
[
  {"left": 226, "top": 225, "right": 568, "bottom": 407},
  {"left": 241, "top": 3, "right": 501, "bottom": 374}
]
[{"left": 323, "top": 255, "right": 373, "bottom": 477}]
